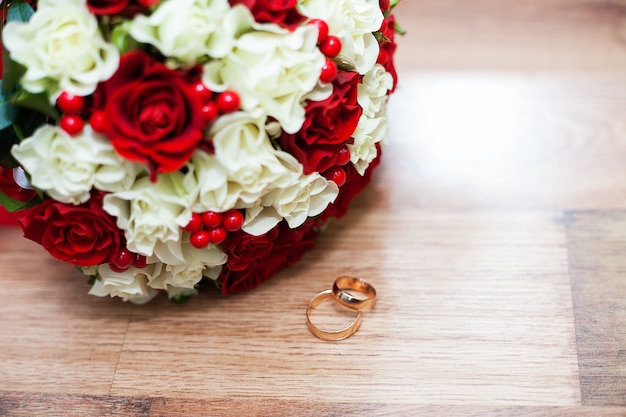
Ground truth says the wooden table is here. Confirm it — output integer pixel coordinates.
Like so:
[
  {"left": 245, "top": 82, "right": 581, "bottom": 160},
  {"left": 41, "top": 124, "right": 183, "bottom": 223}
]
[{"left": 2, "top": 1, "right": 626, "bottom": 415}]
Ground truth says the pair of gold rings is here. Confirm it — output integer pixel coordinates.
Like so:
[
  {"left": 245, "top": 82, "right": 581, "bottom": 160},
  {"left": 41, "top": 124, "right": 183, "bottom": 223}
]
[{"left": 306, "top": 276, "right": 377, "bottom": 341}]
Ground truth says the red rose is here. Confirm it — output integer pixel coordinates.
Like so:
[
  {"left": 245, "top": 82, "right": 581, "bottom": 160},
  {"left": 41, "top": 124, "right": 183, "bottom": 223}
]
[
  {"left": 86, "top": 0, "right": 150, "bottom": 16},
  {"left": 86, "top": 0, "right": 130, "bottom": 15},
  {"left": 218, "top": 221, "right": 318, "bottom": 294},
  {"left": 229, "top": 0, "right": 305, "bottom": 30},
  {"left": 379, "top": 0, "right": 390, "bottom": 12},
  {"left": 18, "top": 196, "right": 122, "bottom": 267},
  {"left": 224, "top": 226, "right": 279, "bottom": 272},
  {"left": 97, "top": 51, "right": 206, "bottom": 179},
  {"left": 319, "top": 145, "right": 382, "bottom": 222},
  {"left": 278, "top": 71, "right": 362, "bottom": 174},
  {"left": 378, "top": 14, "right": 398, "bottom": 92},
  {"left": 0, "top": 167, "right": 36, "bottom": 203}
]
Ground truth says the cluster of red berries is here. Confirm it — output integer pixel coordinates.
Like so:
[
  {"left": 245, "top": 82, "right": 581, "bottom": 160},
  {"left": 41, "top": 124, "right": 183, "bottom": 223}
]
[
  {"left": 56, "top": 92, "right": 87, "bottom": 136},
  {"left": 322, "top": 144, "right": 351, "bottom": 187},
  {"left": 109, "top": 248, "right": 148, "bottom": 273},
  {"left": 308, "top": 19, "right": 343, "bottom": 83},
  {"left": 192, "top": 82, "right": 241, "bottom": 125},
  {"left": 183, "top": 209, "right": 244, "bottom": 249}
]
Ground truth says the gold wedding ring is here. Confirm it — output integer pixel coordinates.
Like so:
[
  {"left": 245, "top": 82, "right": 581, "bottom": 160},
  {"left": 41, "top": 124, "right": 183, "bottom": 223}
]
[
  {"left": 306, "top": 290, "right": 363, "bottom": 341},
  {"left": 332, "top": 276, "right": 377, "bottom": 311}
]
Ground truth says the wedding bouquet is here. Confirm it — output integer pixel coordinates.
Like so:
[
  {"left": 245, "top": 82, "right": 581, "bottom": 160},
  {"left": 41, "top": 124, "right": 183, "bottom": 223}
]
[{"left": 0, "top": 0, "right": 400, "bottom": 303}]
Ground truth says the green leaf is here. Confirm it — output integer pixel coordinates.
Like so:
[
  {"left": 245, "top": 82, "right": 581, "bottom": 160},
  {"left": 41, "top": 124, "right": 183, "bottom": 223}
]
[
  {"left": 14, "top": 92, "right": 59, "bottom": 120},
  {"left": 0, "top": 125, "right": 19, "bottom": 168},
  {"left": 16, "top": 109, "right": 48, "bottom": 138},
  {"left": 0, "top": 189, "right": 41, "bottom": 212},
  {"left": 6, "top": 0, "right": 35, "bottom": 24},
  {"left": 87, "top": 274, "right": 99, "bottom": 286},
  {"left": 170, "top": 293, "right": 193, "bottom": 304},
  {"left": 0, "top": 81, "right": 17, "bottom": 130},
  {"left": 394, "top": 22, "right": 406, "bottom": 36},
  {"left": 1, "top": 49, "right": 24, "bottom": 95}
]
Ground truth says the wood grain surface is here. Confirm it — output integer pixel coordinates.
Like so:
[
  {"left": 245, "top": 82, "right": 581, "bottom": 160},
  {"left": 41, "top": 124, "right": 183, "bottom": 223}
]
[{"left": 2, "top": 1, "right": 626, "bottom": 415}]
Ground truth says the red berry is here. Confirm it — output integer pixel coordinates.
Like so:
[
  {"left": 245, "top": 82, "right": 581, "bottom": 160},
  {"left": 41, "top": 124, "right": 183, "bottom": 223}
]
[
  {"left": 202, "top": 211, "right": 223, "bottom": 229},
  {"left": 201, "top": 102, "right": 219, "bottom": 124},
  {"left": 133, "top": 254, "right": 148, "bottom": 269},
  {"left": 222, "top": 210, "right": 244, "bottom": 232},
  {"left": 183, "top": 213, "right": 203, "bottom": 233},
  {"left": 60, "top": 114, "right": 85, "bottom": 136},
  {"left": 56, "top": 92, "right": 85, "bottom": 114},
  {"left": 308, "top": 18, "right": 329, "bottom": 43},
  {"left": 320, "top": 36, "right": 342, "bottom": 58},
  {"left": 89, "top": 111, "right": 108, "bottom": 133},
  {"left": 319, "top": 59, "right": 337, "bottom": 83},
  {"left": 208, "top": 227, "right": 227, "bottom": 244},
  {"left": 111, "top": 248, "right": 135, "bottom": 271},
  {"left": 216, "top": 91, "right": 240, "bottom": 114},
  {"left": 325, "top": 167, "right": 347, "bottom": 187},
  {"left": 193, "top": 81, "right": 214, "bottom": 103},
  {"left": 190, "top": 230, "right": 210, "bottom": 249},
  {"left": 336, "top": 145, "right": 351, "bottom": 166}
]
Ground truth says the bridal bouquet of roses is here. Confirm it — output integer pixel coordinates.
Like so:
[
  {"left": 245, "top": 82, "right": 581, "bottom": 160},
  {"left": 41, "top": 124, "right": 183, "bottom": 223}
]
[{"left": 0, "top": 0, "right": 399, "bottom": 303}]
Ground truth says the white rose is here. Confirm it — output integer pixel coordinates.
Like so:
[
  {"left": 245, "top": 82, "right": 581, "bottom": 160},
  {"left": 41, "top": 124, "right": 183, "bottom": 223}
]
[
  {"left": 297, "top": 0, "right": 383, "bottom": 74},
  {"left": 348, "top": 115, "right": 388, "bottom": 175},
  {"left": 358, "top": 64, "right": 393, "bottom": 118},
  {"left": 211, "top": 112, "right": 302, "bottom": 205},
  {"left": 243, "top": 173, "right": 338, "bottom": 235},
  {"left": 203, "top": 24, "right": 324, "bottom": 134},
  {"left": 182, "top": 150, "right": 235, "bottom": 213},
  {"left": 89, "top": 264, "right": 161, "bottom": 304},
  {"left": 103, "top": 174, "right": 192, "bottom": 257},
  {"left": 130, "top": 0, "right": 240, "bottom": 67},
  {"left": 37, "top": 0, "right": 85, "bottom": 8},
  {"left": 11, "top": 125, "right": 135, "bottom": 205},
  {"left": 147, "top": 241, "right": 227, "bottom": 291},
  {"left": 2, "top": 2, "right": 119, "bottom": 100}
]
